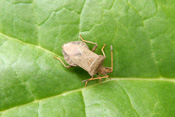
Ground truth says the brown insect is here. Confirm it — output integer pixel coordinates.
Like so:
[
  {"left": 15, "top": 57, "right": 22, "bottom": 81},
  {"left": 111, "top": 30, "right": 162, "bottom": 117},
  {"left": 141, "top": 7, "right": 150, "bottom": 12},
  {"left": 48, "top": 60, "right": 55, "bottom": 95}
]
[{"left": 54, "top": 35, "right": 113, "bottom": 86}]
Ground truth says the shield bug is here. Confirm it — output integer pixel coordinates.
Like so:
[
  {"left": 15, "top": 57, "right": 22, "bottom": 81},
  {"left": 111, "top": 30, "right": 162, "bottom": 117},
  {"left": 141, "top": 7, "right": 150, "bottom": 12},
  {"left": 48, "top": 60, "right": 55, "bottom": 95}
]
[{"left": 54, "top": 35, "right": 113, "bottom": 86}]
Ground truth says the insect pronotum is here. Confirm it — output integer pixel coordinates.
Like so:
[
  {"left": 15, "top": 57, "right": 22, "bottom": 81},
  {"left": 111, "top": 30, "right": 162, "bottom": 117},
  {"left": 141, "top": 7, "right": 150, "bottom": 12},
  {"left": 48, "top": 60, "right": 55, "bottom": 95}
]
[{"left": 54, "top": 35, "right": 113, "bottom": 86}]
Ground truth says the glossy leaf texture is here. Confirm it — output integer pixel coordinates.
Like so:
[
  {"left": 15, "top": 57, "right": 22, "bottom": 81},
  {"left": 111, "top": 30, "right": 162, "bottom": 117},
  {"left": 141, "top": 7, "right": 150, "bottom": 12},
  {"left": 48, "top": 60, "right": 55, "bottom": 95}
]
[{"left": 0, "top": 0, "right": 175, "bottom": 116}]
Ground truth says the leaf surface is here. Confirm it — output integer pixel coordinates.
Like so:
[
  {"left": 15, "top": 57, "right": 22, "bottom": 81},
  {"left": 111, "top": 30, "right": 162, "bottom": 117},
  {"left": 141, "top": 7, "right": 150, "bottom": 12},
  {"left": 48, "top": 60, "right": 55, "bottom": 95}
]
[{"left": 0, "top": 0, "right": 175, "bottom": 116}]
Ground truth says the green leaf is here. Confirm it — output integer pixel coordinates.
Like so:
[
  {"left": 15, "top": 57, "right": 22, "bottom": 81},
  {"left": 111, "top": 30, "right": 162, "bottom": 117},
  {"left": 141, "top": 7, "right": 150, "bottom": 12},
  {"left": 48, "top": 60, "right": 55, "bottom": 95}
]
[{"left": 0, "top": 0, "right": 175, "bottom": 116}]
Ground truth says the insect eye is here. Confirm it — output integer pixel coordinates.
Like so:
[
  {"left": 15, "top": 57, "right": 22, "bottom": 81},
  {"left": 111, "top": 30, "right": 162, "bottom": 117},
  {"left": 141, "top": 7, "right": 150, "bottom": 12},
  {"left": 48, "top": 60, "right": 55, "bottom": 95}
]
[
  {"left": 105, "top": 67, "right": 112, "bottom": 72},
  {"left": 107, "top": 69, "right": 111, "bottom": 72}
]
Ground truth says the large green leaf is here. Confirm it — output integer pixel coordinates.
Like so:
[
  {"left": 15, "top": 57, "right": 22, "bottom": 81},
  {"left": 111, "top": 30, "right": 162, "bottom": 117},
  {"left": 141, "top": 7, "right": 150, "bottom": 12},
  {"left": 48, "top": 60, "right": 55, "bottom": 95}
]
[{"left": 0, "top": 0, "right": 175, "bottom": 116}]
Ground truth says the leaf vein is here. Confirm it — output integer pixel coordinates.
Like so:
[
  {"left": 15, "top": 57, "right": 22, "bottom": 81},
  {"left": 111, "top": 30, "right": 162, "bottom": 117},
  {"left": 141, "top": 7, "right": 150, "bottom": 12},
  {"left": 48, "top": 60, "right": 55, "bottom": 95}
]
[
  {"left": 117, "top": 82, "right": 140, "bottom": 116},
  {"left": 81, "top": 90, "right": 87, "bottom": 117},
  {"left": 32, "top": 0, "right": 39, "bottom": 45},
  {"left": 0, "top": 32, "right": 61, "bottom": 57},
  {"left": 79, "top": 0, "right": 87, "bottom": 32}
]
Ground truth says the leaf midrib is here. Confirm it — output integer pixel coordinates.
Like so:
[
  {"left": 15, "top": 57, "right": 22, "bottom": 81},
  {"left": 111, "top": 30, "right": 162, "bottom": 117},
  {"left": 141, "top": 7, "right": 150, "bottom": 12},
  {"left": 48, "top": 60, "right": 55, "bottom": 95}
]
[{"left": 1, "top": 78, "right": 175, "bottom": 113}]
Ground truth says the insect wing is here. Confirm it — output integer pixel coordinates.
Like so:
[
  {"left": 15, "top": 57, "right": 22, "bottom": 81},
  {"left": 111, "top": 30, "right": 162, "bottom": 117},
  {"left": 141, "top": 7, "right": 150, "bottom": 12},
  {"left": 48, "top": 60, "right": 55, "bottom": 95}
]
[{"left": 63, "top": 43, "right": 98, "bottom": 72}]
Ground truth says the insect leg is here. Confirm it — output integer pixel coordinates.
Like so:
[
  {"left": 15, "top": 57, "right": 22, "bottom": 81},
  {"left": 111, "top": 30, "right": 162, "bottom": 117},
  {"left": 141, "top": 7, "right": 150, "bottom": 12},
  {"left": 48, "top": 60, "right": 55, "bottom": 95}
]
[
  {"left": 82, "top": 75, "right": 109, "bottom": 86},
  {"left": 85, "top": 81, "right": 88, "bottom": 87},
  {"left": 80, "top": 35, "right": 98, "bottom": 52},
  {"left": 83, "top": 76, "right": 94, "bottom": 87},
  {"left": 101, "top": 44, "right": 106, "bottom": 57},
  {"left": 95, "top": 75, "right": 109, "bottom": 80},
  {"left": 97, "top": 73, "right": 102, "bottom": 85},
  {"left": 53, "top": 57, "right": 73, "bottom": 68},
  {"left": 110, "top": 45, "right": 113, "bottom": 72}
]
